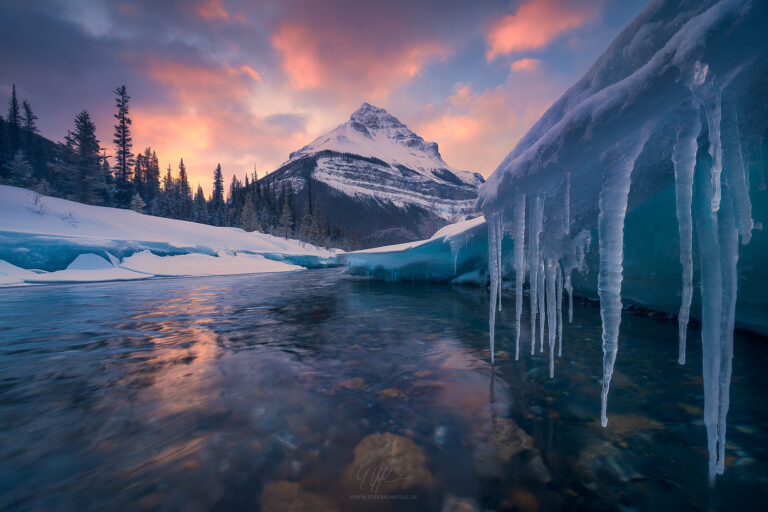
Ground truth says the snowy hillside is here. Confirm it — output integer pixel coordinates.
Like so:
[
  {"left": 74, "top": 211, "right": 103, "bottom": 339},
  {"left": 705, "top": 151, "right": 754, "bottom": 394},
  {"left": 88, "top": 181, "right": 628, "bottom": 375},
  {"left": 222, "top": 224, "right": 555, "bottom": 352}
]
[
  {"left": 261, "top": 103, "right": 484, "bottom": 248},
  {"left": 0, "top": 186, "right": 338, "bottom": 285}
]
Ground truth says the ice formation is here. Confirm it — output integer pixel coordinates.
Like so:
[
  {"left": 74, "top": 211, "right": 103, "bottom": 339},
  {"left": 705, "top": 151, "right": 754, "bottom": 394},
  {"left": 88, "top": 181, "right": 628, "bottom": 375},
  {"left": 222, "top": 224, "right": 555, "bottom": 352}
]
[{"left": 477, "top": 0, "right": 767, "bottom": 482}]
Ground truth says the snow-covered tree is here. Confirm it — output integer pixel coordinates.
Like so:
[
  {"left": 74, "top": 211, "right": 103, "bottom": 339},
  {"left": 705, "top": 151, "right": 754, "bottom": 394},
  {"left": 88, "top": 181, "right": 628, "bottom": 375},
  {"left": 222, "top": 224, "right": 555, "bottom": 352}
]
[
  {"left": 9, "top": 150, "right": 32, "bottom": 187},
  {"left": 129, "top": 192, "right": 146, "bottom": 213}
]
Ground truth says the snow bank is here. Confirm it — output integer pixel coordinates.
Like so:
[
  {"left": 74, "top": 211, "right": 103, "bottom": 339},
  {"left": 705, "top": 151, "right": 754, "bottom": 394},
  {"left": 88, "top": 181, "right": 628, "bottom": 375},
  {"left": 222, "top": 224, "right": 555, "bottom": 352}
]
[{"left": 0, "top": 185, "right": 337, "bottom": 285}]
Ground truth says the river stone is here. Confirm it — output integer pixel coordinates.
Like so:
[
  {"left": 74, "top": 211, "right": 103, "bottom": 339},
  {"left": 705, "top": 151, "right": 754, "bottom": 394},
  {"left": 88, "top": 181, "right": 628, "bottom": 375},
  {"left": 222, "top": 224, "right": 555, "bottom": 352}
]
[
  {"left": 342, "top": 432, "right": 434, "bottom": 493},
  {"left": 491, "top": 417, "right": 535, "bottom": 460},
  {"left": 442, "top": 495, "right": 480, "bottom": 512},
  {"left": 259, "top": 481, "right": 339, "bottom": 512}
]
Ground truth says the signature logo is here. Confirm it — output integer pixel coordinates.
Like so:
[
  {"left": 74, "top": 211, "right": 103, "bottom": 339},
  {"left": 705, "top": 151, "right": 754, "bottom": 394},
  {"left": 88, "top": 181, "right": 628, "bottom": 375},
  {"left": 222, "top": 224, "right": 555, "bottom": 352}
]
[{"left": 355, "top": 459, "right": 410, "bottom": 494}]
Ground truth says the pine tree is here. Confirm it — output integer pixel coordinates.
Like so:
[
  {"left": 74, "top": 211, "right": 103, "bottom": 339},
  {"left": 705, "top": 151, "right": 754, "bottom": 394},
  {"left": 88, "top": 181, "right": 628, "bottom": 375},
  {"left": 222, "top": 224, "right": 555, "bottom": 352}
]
[
  {"left": 9, "top": 149, "right": 32, "bottom": 187},
  {"left": 21, "top": 100, "right": 37, "bottom": 136},
  {"left": 20, "top": 100, "right": 40, "bottom": 180},
  {"left": 0, "top": 114, "right": 8, "bottom": 181},
  {"left": 65, "top": 110, "right": 105, "bottom": 204},
  {"left": 129, "top": 192, "right": 146, "bottom": 213},
  {"left": 100, "top": 152, "right": 113, "bottom": 206},
  {"left": 210, "top": 163, "right": 225, "bottom": 226},
  {"left": 240, "top": 192, "right": 258, "bottom": 232},
  {"left": 7, "top": 84, "right": 20, "bottom": 154},
  {"left": 192, "top": 185, "right": 208, "bottom": 223},
  {"left": 178, "top": 158, "right": 192, "bottom": 220},
  {"left": 159, "top": 164, "right": 175, "bottom": 217},
  {"left": 112, "top": 85, "right": 134, "bottom": 208},
  {"left": 278, "top": 195, "right": 293, "bottom": 239}
]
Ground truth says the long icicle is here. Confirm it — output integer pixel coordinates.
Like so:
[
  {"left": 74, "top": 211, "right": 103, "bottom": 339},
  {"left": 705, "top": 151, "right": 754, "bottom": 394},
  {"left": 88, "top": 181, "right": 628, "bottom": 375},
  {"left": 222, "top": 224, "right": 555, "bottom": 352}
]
[
  {"left": 537, "top": 257, "right": 546, "bottom": 353},
  {"left": 529, "top": 196, "right": 542, "bottom": 355},
  {"left": 545, "top": 259, "right": 557, "bottom": 378},
  {"left": 556, "top": 262, "right": 563, "bottom": 357},
  {"left": 598, "top": 133, "right": 648, "bottom": 428},
  {"left": 694, "top": 141, "right": 723, "bottom": 485},
  {"left": 514, "top": 194, "right": 526, "bottom": 360},
  {"left": 672, "top": 109, "right": 701, "bottom": 365},
  {"left": 565, "top": 171, "right": 571, "bottom": 235},
  {"left": 488, "top": 213, "right": 499, "bottom": 365},
  {"left": 496, "top": 214, "right": 504, "bottom": 312}
]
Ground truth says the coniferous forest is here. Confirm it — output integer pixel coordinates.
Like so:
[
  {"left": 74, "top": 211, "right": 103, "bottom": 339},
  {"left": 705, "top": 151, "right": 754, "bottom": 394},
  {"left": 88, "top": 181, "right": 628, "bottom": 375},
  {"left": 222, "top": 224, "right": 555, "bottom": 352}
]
[{"left": 0, "top": 84, "right": 352, "bottom": 249}]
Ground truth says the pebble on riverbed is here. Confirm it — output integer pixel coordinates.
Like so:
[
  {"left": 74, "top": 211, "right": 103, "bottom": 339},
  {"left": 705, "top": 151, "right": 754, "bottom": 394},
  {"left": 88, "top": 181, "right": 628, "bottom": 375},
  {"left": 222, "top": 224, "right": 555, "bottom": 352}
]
[
  {"left": 341, "top": 432, "right": 434, "bottom": 494},
  {"left": 259, "top": 481, "right": 340, "bottom": 512}
]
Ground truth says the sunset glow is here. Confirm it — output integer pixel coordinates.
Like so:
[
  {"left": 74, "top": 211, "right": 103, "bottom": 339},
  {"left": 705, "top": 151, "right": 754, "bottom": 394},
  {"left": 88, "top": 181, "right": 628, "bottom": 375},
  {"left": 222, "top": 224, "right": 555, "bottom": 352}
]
[{"left": 1, "top": 0, "right": 645, "bottom": 193}]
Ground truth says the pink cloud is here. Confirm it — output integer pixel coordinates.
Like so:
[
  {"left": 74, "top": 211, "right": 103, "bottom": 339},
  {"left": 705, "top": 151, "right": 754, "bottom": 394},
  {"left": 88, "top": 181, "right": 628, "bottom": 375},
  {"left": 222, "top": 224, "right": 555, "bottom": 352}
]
[
  {"left": 487, "top": 0, "right": 598, "bottom": 60},
  {"left": 270, "top": 20, "right": 450, "bottom": 98},
  {"left": 414, "top": 75, "right": 564, "bottom": 176},
  {"left": 510, "top": 57, "right": 540, "bottom": 72},
  {"left": 197, "top": 0, "right": 229, "bottom": 22}
]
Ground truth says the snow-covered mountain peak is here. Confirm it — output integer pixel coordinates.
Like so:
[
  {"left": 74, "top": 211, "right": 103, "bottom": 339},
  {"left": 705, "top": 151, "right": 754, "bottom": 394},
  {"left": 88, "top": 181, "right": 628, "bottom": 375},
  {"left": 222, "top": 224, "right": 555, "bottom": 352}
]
[{"left": 287, "top": 103, "right": 482, "bottom": 186}]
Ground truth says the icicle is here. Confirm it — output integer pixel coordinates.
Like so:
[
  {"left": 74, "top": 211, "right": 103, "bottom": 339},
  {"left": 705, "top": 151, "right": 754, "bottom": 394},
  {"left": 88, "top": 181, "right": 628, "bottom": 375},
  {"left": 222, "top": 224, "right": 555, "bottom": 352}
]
[
  {"left": 537, "top": 257, "right": 545, "bottom": 353},
  {"left": 694, "top": 152, "right": 723, "bottom": 484},
  {"left": 597, "top": 135, "right": 648, "bottom": 428},
  {"left": 758, "top": 136, "right": 766, "bottom": 192},
  {"left": 716, "top": 197, "right": 737, "bottom": 477},
  {"left": 496, "top": 214, "right": 504, "bottom": 312},
  {"left": 722, "top": 103, "right": 753, "bottom": 245},
  {"left": 556, "top": 262, "right": 563, "bottom": 357},
  {"left": 672, "top": 110, "right": 701, "bottom": 365},
  {"left": 564, "top": 171, "right": 571, "bottom": 235},
  {"left": 528, "top": 196, "right": 543, "bottom": 355},
  {"left": 514, "top": 194, "right": 526, "bottom": 361},
  {"left": 545, "top": 259, "right": 557, "bottom": 378},
  {"left": 564, "top": 270, "right": 573, "bottom": 324},
  {"left": 488, "top": 213, "right": 499, "bottom": 364},
  {"left": 690, "top": 62, "right": 723, "bottom": 212}
]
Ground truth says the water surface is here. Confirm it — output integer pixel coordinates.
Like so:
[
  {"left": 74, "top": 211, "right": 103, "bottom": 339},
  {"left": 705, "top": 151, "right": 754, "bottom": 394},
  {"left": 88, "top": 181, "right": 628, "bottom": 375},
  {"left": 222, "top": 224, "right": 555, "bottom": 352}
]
[{"left": 0, "top": 269, "right": 766, "bottom": 510}]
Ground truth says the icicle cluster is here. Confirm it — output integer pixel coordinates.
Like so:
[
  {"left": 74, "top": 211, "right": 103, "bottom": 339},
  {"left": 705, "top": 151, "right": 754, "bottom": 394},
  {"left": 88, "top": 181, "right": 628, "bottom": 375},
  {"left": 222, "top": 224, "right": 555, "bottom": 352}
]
[{"left": 483, "top": 62, "right": 756, "bottom": 483}]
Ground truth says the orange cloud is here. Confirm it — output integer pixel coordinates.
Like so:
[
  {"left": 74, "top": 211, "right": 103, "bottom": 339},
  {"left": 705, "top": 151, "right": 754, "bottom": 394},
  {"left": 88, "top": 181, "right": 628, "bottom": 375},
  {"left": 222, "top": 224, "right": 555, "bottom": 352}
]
[
  {"left": 197, "top": 0, "right": 229, "bottom": 22},
  {"left": 510, "top": 57, "right": 540, "bottom": 72},
  {"left": 144, "top": 58, "right": 261, "bottom": 104},
  {"left": 414, "top": 77, "right": 561, "bottom": 176},
  {"left": 487, "top": 0, "right": 597, "bottom": 60},
  {"left": 270, "top": 22, "right": 449, "bottom": 98}
]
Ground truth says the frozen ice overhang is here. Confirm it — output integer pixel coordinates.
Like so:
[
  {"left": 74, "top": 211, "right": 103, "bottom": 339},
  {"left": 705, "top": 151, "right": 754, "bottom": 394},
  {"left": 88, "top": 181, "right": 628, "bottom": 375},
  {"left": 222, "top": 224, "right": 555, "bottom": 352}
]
[{"left": 478, "top": 0, "right": 767, "bottom": 484}]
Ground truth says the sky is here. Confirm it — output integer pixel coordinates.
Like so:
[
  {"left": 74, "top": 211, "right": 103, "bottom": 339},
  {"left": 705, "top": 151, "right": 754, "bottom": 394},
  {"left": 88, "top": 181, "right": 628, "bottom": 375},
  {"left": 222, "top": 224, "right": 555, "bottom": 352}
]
[{"left": 0, "top": 0, "right": 648, "bottom": 194}]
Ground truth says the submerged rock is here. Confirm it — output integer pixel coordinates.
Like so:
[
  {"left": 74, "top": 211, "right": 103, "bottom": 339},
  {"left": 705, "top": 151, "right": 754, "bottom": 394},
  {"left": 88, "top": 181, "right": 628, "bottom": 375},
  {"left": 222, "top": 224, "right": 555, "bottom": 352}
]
[
  {"left": 342, "top": 432, "right": 434, "bottom": 494},
  {"left": 378, "top": 387, "right": 405, "bottom": 399},
  {"left": 442, "top": 495, "right": 480, "bottom": 512},
  {"left": 333, "top": 377, "right": 365, "bottom": 392},
  {"left": 259, "top": 481, "right": 340, "bottom": 512}
]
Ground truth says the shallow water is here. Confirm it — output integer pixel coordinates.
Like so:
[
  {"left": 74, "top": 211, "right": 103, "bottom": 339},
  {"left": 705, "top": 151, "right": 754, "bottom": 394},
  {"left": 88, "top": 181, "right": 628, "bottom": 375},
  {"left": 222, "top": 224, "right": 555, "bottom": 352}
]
[{"left": 0, "top": 269, "right": 766, "bottom": 511}]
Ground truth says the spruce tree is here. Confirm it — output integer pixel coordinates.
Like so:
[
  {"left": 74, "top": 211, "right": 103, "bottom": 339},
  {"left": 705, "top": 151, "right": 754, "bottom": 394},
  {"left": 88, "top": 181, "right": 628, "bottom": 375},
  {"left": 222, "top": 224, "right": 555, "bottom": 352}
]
[
  {"left": 160, "top": 164, "right": 175, "bottom": 218},
  {"left": 240, "top": 192, "right": 258, "bottom": 232},
  {"left": 9, "top": 150, "right": 32, "bottom": 187},
  {"left": 178, "top": 158, "right": 192, "bottom": 220},
  {"left": 192, "top": 185, "right": 208, "bottom": 223},
  {"left": 100, "top": 152, "right": 113, "bottom": 206},
  {"left": 7, "top": 84, "right": 20, "bottom": 153},
  {"left": 210, "top": 163, "right": 225, "bottom": 226},
  {"left": 278, "top": 195, "right": 293, "bottom": 239},
  {"left": 129, "top": 192, "right": 146, "bottom": 213},
  {"left": 65, "top": 110, "right": 104, "bottom": 204},
  {"left": 0, "top": 114, "right": 9, "bottom": 181},
  {"left": 112, "top": 85, "right": 134, "bottom": 207}
]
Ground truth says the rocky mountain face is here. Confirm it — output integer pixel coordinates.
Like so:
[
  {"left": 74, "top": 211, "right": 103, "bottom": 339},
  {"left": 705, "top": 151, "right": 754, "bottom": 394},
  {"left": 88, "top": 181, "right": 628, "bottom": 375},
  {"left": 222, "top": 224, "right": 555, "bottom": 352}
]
[{"left": 260, "top": 103, "right": 484, "bottom": 248}]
